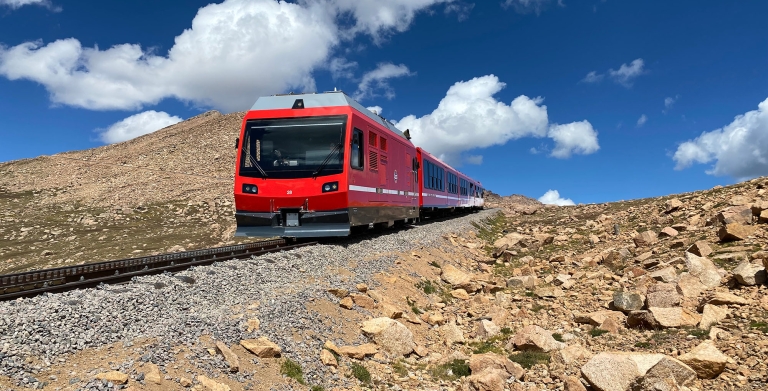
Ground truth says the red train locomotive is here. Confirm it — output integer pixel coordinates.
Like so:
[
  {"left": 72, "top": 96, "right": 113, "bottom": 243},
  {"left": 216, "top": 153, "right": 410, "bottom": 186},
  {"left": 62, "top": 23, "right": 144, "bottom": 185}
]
[{"left": 234, "top": 91, "right": 484, "bottom": 238}]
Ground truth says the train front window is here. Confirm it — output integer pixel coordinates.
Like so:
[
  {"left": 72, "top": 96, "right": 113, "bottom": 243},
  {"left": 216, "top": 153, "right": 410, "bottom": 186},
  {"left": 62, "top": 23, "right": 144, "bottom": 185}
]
[{"left": 240, "top": 115, "right": 347, "bottom": 179}]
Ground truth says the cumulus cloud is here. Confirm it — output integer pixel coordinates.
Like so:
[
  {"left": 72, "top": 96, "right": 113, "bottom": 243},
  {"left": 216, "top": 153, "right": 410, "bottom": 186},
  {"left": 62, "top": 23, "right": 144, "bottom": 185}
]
[
  {"left": 0, "top": 0, "right": 452, "bottom": 112},
  {"left": 538, "top": 190, "right": 575, "bottom": 206},
  {"left": 328, "top": 57, "right": 357, "bottom": 80},
  {"left": 582, "top": 58, "right": 645, "bottom": 87},
  {"left": 673, "top": 97, "right": 768, "bottom": 179},
  {"left": 354, "top": 63, "right": 413, "bottom": 101},
  {"left": 637, "top": 114, "right": 647, "bottom": 127},
  {"left": 0, "top": 0, "right": 58, "bottom": 10},
  {"left": 98, "top": 111, "right": 182, "bottom": 144},
  {"left": 502, "top": 0, "right": 552, "bottom": 14},
  {"left": 366, "top": 106, "right": 383, "bottom": 115},
  {"left": 393, "top": 75, "right": 599, "bottom": 165},
  {"left": 663, "top": 95, "right": 679, "bottom": 113}
]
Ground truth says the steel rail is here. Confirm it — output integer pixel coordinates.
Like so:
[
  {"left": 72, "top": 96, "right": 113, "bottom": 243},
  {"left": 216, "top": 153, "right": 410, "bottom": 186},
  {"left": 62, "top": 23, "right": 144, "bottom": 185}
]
[{"left": 0, "top": 239, "right": 315, "bottom": 301}]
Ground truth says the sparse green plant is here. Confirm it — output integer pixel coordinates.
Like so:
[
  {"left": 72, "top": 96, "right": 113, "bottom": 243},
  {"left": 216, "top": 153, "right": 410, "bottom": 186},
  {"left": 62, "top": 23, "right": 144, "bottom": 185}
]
[
  {"left": 281, "top": 358, "right": 306, "bottom": 385},
  {"left": 500, "top": 327, "right": 513, "bottom": 336},
  {"left": 589, "top": 329, "right": 609, "bottom": 338},
  {"left": 416, "top": 280, "right": 437, "bottom": 294},
  {"left": 750, "top": 321, "right": 768, "bottom": 334},
  {"left": 634, "top": 341, "right": 651, "bottom": 348},
  {"left": 351, "top": 363, "right": 371, "bottom": 384},
  {"left": 470, "top": 340, "right": 504, "bottom": 354},
  {"left": 311, "top": 386, "right": 325, "bottom": 391},
  {"left": 524, "top": 291, "right": 535, "bottom": 297},
  {"left": 552, "top": 333, "right": 564, "bottom": 342},
  {"left": 392, "top": 361, "right": 408, "bottom": 377},
  {"left": 429, "top": 359, "right": 471, "bottom": 380},
  {"left": 531, "top": 304, "right": 546, "bottom": 313},
  {"left": 686, "top": 328, "right": 709, "bottom": 339},
  {"left": 508, "top": 351, "right": 550, "bottom": 369},
  {"left": 428, "top": 261, "right": 441, "bottom": 268}
]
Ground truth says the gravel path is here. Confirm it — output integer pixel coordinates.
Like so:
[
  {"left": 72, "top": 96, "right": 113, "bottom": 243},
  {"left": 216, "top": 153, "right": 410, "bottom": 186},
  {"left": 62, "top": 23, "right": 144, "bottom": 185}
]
[{"left": 0, "top": 210, "right": 495, "bottom": 390}]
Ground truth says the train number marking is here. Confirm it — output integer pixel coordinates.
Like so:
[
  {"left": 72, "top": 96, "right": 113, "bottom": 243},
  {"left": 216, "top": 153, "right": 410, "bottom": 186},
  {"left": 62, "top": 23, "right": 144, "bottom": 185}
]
[
  {"left": 394, "top": 170, "right": 398, "bottom": 183},
  {"left": 287, "top": 190, "right": 293, "bottom": 195}
]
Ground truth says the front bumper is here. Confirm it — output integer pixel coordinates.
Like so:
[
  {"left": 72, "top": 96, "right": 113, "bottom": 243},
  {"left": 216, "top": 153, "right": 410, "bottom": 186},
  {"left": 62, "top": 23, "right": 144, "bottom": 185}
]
[{"left": 235, "top": 209, "right": 350, "bottom": 238}]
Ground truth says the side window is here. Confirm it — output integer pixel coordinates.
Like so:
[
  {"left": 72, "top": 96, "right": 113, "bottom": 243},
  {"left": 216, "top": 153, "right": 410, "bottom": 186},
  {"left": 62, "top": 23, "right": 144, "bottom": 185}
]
[{"left": 351, "top": 128, "right": 364, "bottom": 169}]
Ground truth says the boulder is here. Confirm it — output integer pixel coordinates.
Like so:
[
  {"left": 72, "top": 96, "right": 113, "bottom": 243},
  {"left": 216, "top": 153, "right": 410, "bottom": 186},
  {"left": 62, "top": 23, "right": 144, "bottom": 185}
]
[
  {"left": 507, "top": 325, "right": 565, "bottom": 352},
  {"left": 704, "top": 291, "right": 750, "bottom": 306},
  {"left": 646, "top": 283, "right": 681, "bottom": 308},
  {"left": 240, "top": 337, "right": 282, "bottom": 358},
  {"left": 732, "top": 261, "right": 766, "bottom": 286},
  {"left": 633, "top": 231, "right": 658, "bottom": 247},
  {"left": 507, "top": 276, "right": 537, "bottom": 289},
  {"left": 476, "top": 319, "right": 501, "bottom": 339},
  {"left": 339, "top": 296, "right": 354, "bottom": 309},
  {"left": 320, "top": 349, "right": 338, "bottom": 367},
  {"left": 337, "top": 343, "right": 378, "bottom": 359},
  {"left": 534, "top": 233, "right": 555, "bottom": 245},
  {"left": 96, "top": 371, "right": 129, "bottom": 385},
  {"left": 717, "top": 206, "right": 753, "bottom": 225},
  {"left": 534, "top": 286, "right": 564, "bottom": 298},
  {"left": 760, "top": 210, "right": 768, "bottom": 224},
  {"left": 563, "top": 376, "right": 587, "bottom": 391},
  {"left": 574, "top": 310, "right": 626, "bottom": 327},
  {"left": 627, "top": 311, "right": 656, "bottom": 329},
  {"left": 361, "top": 318, "right": 415, "bottom": 357},
  {"left": 658, "top": 227, "right": 679, "bottom": 238},
  {"left": 463, "top": 368, "right": 507, "bottom": 391},
  {"left": 469, "top": 353, "right": 525, "bottom": 380},
  {"left": 684, "top": 252, "right": 721, "bottom": 289},
  {"left": 215, "top": 341, "right": 240, "bottom": 372},
  {"left": 441, "top": 322, "right": 466, "bottom": 345},
  {"left": 665, "top": 199, "right": 683, "bottom": 213},
  {"left": 686, "top": 241, "right": 713, "bottom": 257},
  {"left": 442, "top": 264, "right": 472, "bottom": 288},
  {"left": 678, "top": 341, "right": 728, "bottom": 379},
  {"left": 451, "top": 288, "right": 471, "bottom": 300},
  {"left": 698, "top": 304, "right": 729, "bottom": 330},
  {"left": 351, "top": 293, "right": 376, "bottom": 309},
  {"left": 581, "top": 353, "right": 695, "bottom": 391},
  {"left": 144, "top": 363, "right": 162, "bottom": 385},
  {"left": 648, "top": 307, "right": 701, "bottom": 328},
  {"left": 676, "top": 273, "right": 707, "bottom": 298},
  {"left": 718, "top": 223, "right": 757, "bottom": 242},
  {"left": 613, "top": 291, "right": 645, "bottom": 312},
  {"left": 649, "top": 267, "right": 678, "bottom": 283},
  {"left": 197, "top": 375, "right": 231, "bottom": 391},
  {"left": 552, "top": 344, "right": 593, "bottom": 365},
  {"left": 632, "top": 356, "right": 697, "bottom": 390},
  {"left": 493, "top": 232, "right": 525, "bottom": 248}
]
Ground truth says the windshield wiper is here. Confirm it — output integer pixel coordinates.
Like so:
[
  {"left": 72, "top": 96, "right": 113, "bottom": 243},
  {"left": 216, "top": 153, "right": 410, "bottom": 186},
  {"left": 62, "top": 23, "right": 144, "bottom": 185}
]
[
  {"left": 313, "top": 143, "right": 342, "bottom": 178},
  {"left": 247, "top": 154, "right": 268, "bottom": 178}
]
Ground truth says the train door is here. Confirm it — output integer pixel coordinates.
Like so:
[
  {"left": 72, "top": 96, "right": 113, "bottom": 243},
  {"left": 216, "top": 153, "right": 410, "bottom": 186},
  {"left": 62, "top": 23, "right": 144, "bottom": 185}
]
[{"left": 406, "top": 153, "right": 415, "bottom": 202}]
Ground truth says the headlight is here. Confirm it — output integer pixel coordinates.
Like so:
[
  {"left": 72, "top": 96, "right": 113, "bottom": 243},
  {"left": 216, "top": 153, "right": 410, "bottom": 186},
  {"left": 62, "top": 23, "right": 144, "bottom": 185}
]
[
  {"left": 322, "top": 181, "right": 339, "bottom": 193},
  {"left": 242, "top": 184, "right": 258, "bottom": 194}
]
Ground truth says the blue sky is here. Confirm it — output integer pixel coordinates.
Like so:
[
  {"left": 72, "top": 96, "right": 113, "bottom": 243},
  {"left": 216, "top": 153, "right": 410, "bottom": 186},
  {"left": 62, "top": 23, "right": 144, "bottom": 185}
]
[{"left": 1, "top": 0, "right": 767, "bottom": 204}]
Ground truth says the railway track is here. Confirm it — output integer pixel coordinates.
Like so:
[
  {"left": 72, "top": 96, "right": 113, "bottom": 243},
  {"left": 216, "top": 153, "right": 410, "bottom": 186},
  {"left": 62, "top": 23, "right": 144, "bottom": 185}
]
[{"left": 0, "top": 239, "right": 315, "bottom": 301}]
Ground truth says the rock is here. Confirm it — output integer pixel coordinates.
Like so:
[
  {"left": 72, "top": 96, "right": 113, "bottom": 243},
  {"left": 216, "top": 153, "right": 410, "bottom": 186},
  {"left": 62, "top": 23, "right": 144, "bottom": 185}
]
[
  {"left": 469, "top": 353, "right": 525, "bottom": 380},
  {"left": 442, "top": 264, "right": 473, "bottom": 288},
  {"left": 678, "top": 341, "right": 728, "bottom": 379},
  {"left": 581, "top": 353, "right": 641, "bottom": 391},
  {"left": 327, "top": 288, "right": 348, "bottom": 298},
  {"left": 732, "top": 261, "right": 766, "bottom": 286},
  {"left": 717, "top": 206, "right": 753, "bottom": 225},
  {"left": 361, "top": 318, "right": 415, "bottom": 357},
  {"left": 379, "top": 303, "right": 404, "bottom": 319},
  {"left": 246, "top": 318, "right": 260, "bottom": 332},
  {"left": 507, "top": 325, "right": 565, "bottom": 352},
  {"left": 197, "top": 375, "right": 231, "bottom": 391},
  {"left": 451, "top": 288, "right": 470, "bottom": 300},
  {"left": 356, "top": 283, "right": 368, "bottom": 292},
  {"left": 441, "top": 322, "right": 466, "bottom": 345},
  {"left": 599, "top": 317, "right": 622, "bottom": 334},
  {"left": 96, "top": 371, "right": 129, "bottom": 385},
  {"left": 427, "top": 311, "right": 446, "bottom": 325},
  {"left": 649, "top": 267, "right": 677, "bottom": 283},
  {"left": 215, "top": 341, "right": 240, "bottom": 372},
  {"left": 718, "top": 223, "right": 757, "bottom": 242},
  {"left": 463, "top": 368, "right": 507, "bottom": 391},
  {"left": 676, "top": 273, "right": 707, "bottom": 298},
  {"left": 351, "top": 293, "right": 376, "bottom": 309},
  {"left": 240, "top": 337, "right": 282, "bottom": 358},
  {"left": 563, "top": 376, "right": 587, "bottom": 391},
  {"left": 646, "top": 284, "right": 681, "bottom": 308},
  {"left": 633, "top": 356, "right": 697, "bottom": 390},
  {"left": 684, "top": 252, "right": 721, "bottom": 289},
  {"left": 613, "top": 291, "right": 645, "bottom": 312},
  {"left": 476, "top": 319, "right": 501, "bottom": 339},
  {"left": 665, "top": 199, "right": 683, "bottom": 213},
  {"left": 337, "top": 343, "right": 378, "bottom": 359},
  {"left": 574, "top": 310, "right": 626, "bottom": 327},
  {"left": 633, "top": 231, "right": 658, "bottom": 247},
  {"left": 339, "top": 296, "right": 354, "bottom": 309},
  {"left": 648, "top": 307, "right": 701, "bottom": 328},
  {"left": 687, "top": 241, "right": 713, "bottom": 257},
  {"left": 699, "top": 304, "right": 729, "bottom": 330},
  {"left": 760, "top": 210, "right": 768, "bottom": 224},
  {"left": 180, "top": 377, "right": 193, "bottom": 387},
  {"left": 658, "top": 227, "right": 679, "bottom": 238},
  {"left": 144, "top": 363, "right": 162, "bottom": 385},
  {"left": 507, "top": 276, "right": 537, "bottom": 289},
  {"left": 729, "top": 195, "right": 749, "bottom": 206},
  {"left": 627, "top": 310, "right": 657, "bottom": 329},
  {"left": 320, "top": 349, "right": 338, "bottom": 367},
  {"left": 552, "top": 344, "right": 593, "bottom": 365},
  {"left": 494, "top": 232, "right": 525, "bottom": 248},
  {"left": 534, "top": 233, "right": 555, "bottom": 245},
  {"left": 704, "top": 291, "right": 750, "bottom": 306},
  {"left": 534, "top": 286, "right": 564, "bottom": 298}
]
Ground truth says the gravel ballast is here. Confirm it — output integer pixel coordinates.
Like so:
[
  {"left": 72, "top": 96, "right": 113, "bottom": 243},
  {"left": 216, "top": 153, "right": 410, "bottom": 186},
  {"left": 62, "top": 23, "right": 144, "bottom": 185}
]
[{"left": 0, "top": 210, "right": 494, "bottom": 390}]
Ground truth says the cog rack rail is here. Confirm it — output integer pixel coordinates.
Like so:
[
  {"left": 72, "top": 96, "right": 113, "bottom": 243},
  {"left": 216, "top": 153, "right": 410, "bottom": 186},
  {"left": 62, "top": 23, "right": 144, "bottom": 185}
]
[{"left": 0, "top": 239, "right": 315, "bottom": 301}]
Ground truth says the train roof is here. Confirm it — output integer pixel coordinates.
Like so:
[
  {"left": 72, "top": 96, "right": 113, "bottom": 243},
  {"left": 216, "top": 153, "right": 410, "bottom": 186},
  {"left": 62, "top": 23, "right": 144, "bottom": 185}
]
[{"left": 250, "top": 91, "right": 409, "bottom": 141}]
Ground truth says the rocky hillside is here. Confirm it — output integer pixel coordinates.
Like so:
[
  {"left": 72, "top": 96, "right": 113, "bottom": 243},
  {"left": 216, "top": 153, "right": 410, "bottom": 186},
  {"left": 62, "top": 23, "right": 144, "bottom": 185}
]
[{"left": 0, "top": 110, "right": 249, "bottom": 274}]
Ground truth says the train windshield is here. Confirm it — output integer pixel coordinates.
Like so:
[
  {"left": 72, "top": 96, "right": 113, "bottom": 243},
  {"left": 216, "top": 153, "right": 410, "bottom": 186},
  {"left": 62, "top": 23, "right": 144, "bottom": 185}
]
[{"left": 240, "top": 115, "right": 348, "bottom": 179}]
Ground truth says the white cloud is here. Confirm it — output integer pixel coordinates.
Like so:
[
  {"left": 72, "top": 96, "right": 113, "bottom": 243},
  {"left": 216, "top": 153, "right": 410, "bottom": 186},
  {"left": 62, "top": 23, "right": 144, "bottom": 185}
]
[
  {"left": 608, "top": 58, "right": 645, "bottom": 87},
  {"left": 354, "top": 63, "right": 413, "bottom": 101},
  {"left": 0, "top": 0, "right": 451, "bottom": 112},
  {"left": 663, "top": 95, "right": 679, "bottom": 113},
  {"left": 583, "top": 58, "right": 646, "bottom": 87},
  {"left": 637, "top": 114, "right": 647, "bottom": 127},
  {"left": 547, "top": 121, "right": 600, "bottom": 159},
  {"left": 0, "top": 0, "right": 58, "bottom": 10},
  {"left": 464, "top": 155, "right": 483, "bottom": 165},
  {"left": 538, "top": 190, "right": 575, "bottom": 206},
  {"left": 393, "top": 75, "right": 599, "bottom": 165},
  {"left": 444, "top": 2, "right": 474, "bottom": 21},
  {"left": 581, "top": 71, "right": 604, "bottom": 84},
  {"left": 366, "top": 106, "right": 383, "bottom": 115},
  {"left": 502, "top": 0, "right": 552, "bottom": 14},
  {"left": 673, "top": 97, "right": 768, "bottom": 179},
  {"left": 328, "top": 57, "right": 357, "bottom": 80},
  {"left": 98, "top": 111, "right": 182, "bottom": 144}
]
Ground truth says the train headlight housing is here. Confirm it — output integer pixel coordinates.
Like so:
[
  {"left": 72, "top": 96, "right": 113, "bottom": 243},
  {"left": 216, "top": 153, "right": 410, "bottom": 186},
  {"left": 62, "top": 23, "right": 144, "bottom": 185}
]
[
  {"left": 242, "top": 184, "right": 258, "bottom": 194},
  {"left": 322, "top": 182, "right": 339, "bottom": 193}
]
